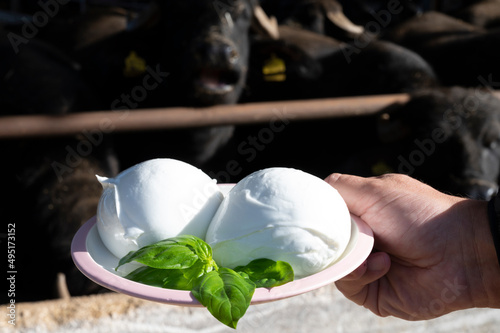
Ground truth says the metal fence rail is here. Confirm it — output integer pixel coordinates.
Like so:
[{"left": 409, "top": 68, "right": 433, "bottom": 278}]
[
  {"left": 0, "top": 94, "right": 412, "bottom": 139},
  {"left": 1, "top": 91, "right": 499, "bottom": 139}
]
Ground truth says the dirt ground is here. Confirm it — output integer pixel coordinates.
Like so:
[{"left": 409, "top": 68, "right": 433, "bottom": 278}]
[{"left": 2, "top": 283, "right": 499, "bottom": 333}]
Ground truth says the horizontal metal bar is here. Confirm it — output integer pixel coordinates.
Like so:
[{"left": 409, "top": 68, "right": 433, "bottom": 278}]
[
  {"left": 0, "top": 92, "right": 495, "bottom": 139},
  {"left": 0, "top": 94, "right": 409, "bottom": 139}
]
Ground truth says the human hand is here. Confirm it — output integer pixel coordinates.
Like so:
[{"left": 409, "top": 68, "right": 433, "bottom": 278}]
[{"left": 325, "top": 173, "right": 500, "bottom": 320}]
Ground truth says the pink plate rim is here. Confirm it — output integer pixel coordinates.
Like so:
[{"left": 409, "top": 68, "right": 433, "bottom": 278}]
[{"left": 71, "top": 213, "right": 373, "bottom": 306}]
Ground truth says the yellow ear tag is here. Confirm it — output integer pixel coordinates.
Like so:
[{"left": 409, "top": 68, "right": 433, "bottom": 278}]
[
  {"left": 123, "top": 51, "right": 147, "bottom": 78},
  {"left": 371, "top": 160, "right": 395, "bottom": 176},
  {"left": 262, "top": 53, "right": 286, "bottom": 82}
]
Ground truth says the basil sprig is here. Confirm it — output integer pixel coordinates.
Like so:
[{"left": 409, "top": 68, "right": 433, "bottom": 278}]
[{"left": 116, "top": 235, "right": 294, "bottom": 329}]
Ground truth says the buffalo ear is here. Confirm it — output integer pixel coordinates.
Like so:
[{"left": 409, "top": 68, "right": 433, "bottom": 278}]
[{"left": 251, "top": 5, "right": 280, "bottom": 40}]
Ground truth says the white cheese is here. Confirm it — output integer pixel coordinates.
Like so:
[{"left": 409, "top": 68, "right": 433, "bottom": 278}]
[
  {"left": 205, "top": 167, "right": 351, "bottom": 277},
  {"left": 96, "top": 158, "right": 223, "bottom": 258}
]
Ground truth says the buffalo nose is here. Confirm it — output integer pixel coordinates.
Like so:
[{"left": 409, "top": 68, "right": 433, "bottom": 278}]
[{"left": 196, "top": 39, "right": 239, "bottom": 65}]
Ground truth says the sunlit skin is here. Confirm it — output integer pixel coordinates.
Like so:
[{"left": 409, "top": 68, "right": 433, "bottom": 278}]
[{"left": 325, "top": 173, "right": 500, "bottom": 320}]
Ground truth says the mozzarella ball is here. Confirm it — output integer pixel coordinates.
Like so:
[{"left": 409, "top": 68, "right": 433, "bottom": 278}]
[
  {"left": 96, "top": 158, "right": 223, "bottom": 258},
  {"left": 205, "top": 167, "right": 351, "bottom": 278}
]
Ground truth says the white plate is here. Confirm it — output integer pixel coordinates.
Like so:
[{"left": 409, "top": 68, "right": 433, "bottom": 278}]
[{"left": 72, "top": 211, "right": 373, "bottom": 306}]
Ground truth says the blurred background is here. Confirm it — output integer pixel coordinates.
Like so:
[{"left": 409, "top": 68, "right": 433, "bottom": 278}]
[{"left": 1, "top": 0, "right": 500, "bottom": 331}]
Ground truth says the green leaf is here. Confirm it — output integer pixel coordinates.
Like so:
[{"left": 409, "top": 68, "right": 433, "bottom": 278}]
[
  {"left": 165, "top": 260, "right": 215, "bottom": 290},
  {"left": 162, "top": 269, "right": 197, "bottom": 290},
  {"left": 192, "top": 268, "right": 256, "bottom": 329},
  {"left": 119, "top": 235, "right": 219, "bottom": 290},
  {"left": 115, "top": 236, "right": 296, "bottom": 329},
  {"left": 234, "top": 259, "right": 294, "bottom": 288},
  {"left": 124, "top": 266, "right": 171, "bottom": 288},
  {"left": 124, "top": 260, "right": 217, "bottom": 291},
  {"left": 126, "top": 266, "right": 196, "bottom": 290},
  {"left": 116, "top": 235, "right": 211, "bottom": 270}
]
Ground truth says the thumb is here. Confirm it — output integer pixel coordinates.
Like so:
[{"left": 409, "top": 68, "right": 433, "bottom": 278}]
[{"left": 324, "top": 173, "right": 375, "bottom": 217}]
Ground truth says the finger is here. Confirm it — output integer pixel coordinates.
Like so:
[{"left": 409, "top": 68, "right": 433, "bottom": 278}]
[
  {"left": 335, "top": 252, "right": 390, "bottom": 305},
  {"left": 341, "top": 260, "right": 368, "bottom": 281}
]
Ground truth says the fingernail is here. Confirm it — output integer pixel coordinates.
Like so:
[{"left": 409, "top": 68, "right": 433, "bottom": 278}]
[
  {"left": 367, "top": 253, "right": 388, "bottom": 272},
  {"left": 324, "top": 173, "right": 341, "bottom": 183}
]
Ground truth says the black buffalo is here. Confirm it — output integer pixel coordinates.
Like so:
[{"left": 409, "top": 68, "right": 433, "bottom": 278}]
[
  {"left": 382, "top": 11, "right": 500, "bottom": 88},
  {"left": 453, "top": 0, "right": 500, "bottom": 29},
  {"left": 0, "top": 29, "right": 117, "bottom": 300},
  {"left": 77, "top": 0, "right": 276, "bottom": 108},
  {"left": 210, "top": 87, "right": 500, "bottom": 201},
  {"left": 0, "top": 26, "right": 98, "bottom": 115},
  {"left": 339, "top": 86, "right": 500, "bottom": 200},
  {"left": 74, "top": 0, "right": 277, "bottom": 169},
  {"left": 242, "top": 24, "right": 438, "bottom": 102},
  {"left": 208, "top": 24, "right": 439, "bottom": 182},
  {"left": 259, "top": 0, "right": 364, "bottom": 41},
  {"left": 1, "top": 3, "right": 130, "bottom": 57}
]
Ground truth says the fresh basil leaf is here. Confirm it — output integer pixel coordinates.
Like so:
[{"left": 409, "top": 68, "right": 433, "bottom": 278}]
[
  {"left": 124, "top": 266, "right": 170, "bottom": 288},
  {"left": 187, "top": 236, "right": 214, "bottom": 263},
  {"left": 162, "top": 269, "right": 196, "bottom": 290},
  {"left": 124, "top": 259, "right": 217, "bottom": 291},
  {"left": 192, "top": 268, "right": 256, "bottom": 329},
  {"left": 124, "top": 266, "right": 192, "bottom": 290},
  {"left": 116, "top": 244, "right": 198, "bottom": 270},
  {"left": 234, "top": 258, "right": 294, "bottom": 288},
  {"left": 166, "top": 260, "right": 216, "bottom": 290},
  {"left": 116, "top": 235, "right": 211, "bottom": 270},
  {"left": 163, "top": 235, "right": 214, "bottom": 262},
  {"left": 116, "top": 237, "right": 296, "bottom": 329}
]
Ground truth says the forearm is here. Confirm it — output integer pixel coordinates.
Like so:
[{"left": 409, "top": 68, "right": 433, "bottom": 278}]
[
  {"left": 487, "top": 196, "right": 500, "bottom": 268},
  {"left": 465, "top": 198, "right": 500, "bottom": 309}
]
